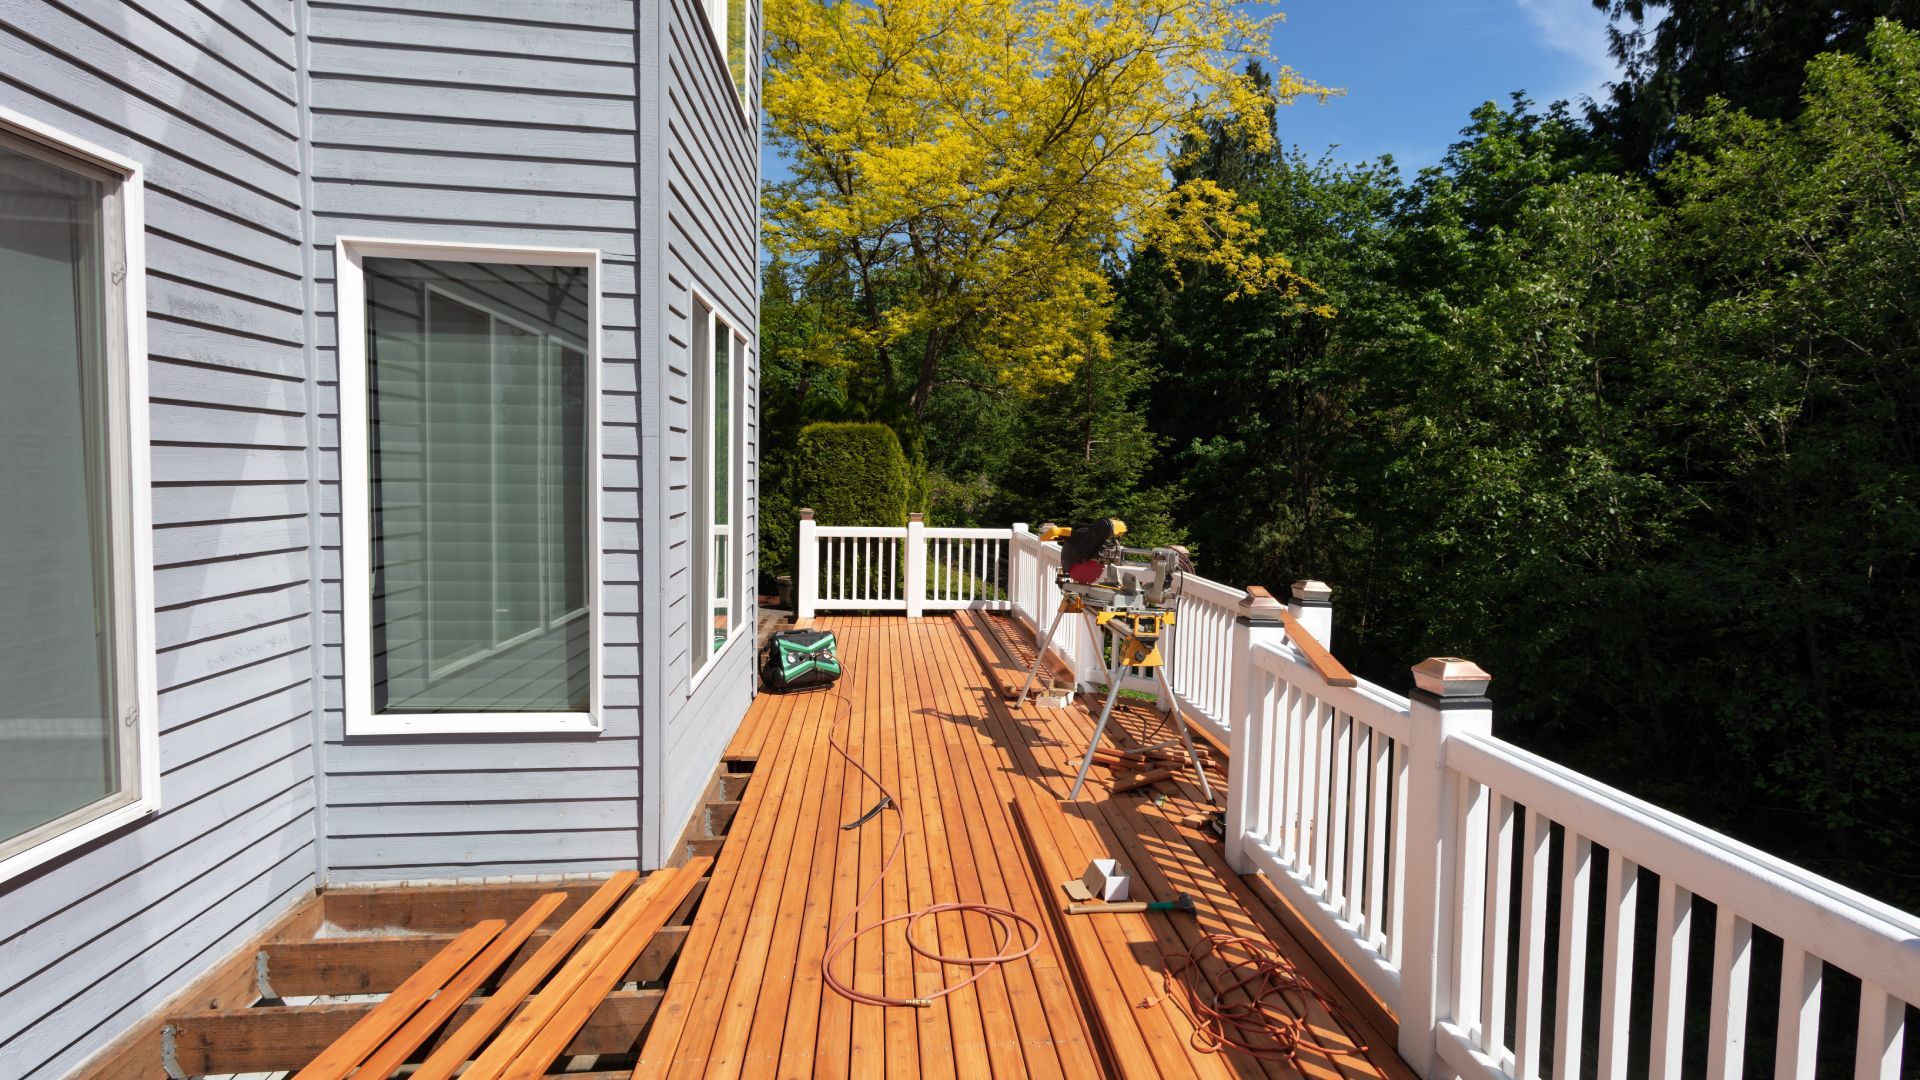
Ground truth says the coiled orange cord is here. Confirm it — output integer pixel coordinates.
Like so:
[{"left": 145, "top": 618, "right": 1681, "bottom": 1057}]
[
  {"left": 1140, "top": 933, "right": 1371, "bottom": 1063},
  {"left": 821, "top": 699, "right": 1041, "bottom": 1009}
]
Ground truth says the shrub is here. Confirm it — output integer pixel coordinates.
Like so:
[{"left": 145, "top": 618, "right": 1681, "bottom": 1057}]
[{"left": 792, "top": 422, "right": 911, "bottom": 528}]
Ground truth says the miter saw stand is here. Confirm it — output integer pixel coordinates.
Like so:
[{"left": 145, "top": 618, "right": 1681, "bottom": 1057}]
[{"left": 1012, "top": 521, "right": 1215, "bottom": 804}]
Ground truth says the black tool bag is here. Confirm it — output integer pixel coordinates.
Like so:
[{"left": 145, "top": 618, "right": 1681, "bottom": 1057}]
[{"left": 761, "top": 629, "right": 843, "bottom": 691}]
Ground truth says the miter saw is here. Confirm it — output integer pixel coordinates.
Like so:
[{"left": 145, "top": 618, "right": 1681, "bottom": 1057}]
[{"left": 1013, "top": 519, "right": 1213, "bottom": 803}]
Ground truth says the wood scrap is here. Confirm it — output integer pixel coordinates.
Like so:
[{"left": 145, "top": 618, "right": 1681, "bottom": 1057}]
[{"left": 1109, "top": 768, "right": 1176, "bottom": 794}]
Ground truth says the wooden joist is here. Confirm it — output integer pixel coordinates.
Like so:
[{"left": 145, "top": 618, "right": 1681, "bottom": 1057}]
[
  {"left": 353, "top": 892, "right": 569, "bottom": 1078},
  {"left": 164, "top": 989, "right": 662, "bottom": 1075},
  {"left": 320, "top": 879, "right": 611, "bottom": 934},
  {"left": 258, "top": 923, "right": 690, "bottom": 996},
  {"left": 292, "top": 919, "right": 504, "bottom": 1080}
]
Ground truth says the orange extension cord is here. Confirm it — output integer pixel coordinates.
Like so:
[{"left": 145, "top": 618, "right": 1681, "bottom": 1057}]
[
  {"left": 821, "top": 697, "right": 1041, "bottom": 1009},
  {"left": 1141, "top": 933, "right": 1372, "bottom": 1064}
]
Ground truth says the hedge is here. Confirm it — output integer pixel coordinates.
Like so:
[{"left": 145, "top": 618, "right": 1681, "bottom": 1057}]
[{"left": 792, "top": 421, "right": 911, "bottom": 529}]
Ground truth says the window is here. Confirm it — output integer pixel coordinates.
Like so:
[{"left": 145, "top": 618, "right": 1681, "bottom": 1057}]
[
  {"left": 703, "top": 0, "right": 752, "bottom": 105},
  {"left": 690, "top": 298, "right": 746, "bottom": 684},
  {"left": 337, "top": 239, "right": 600, "bottom": 736},
  {"left": 0, "top": 109, "right": 157, "bottom": 881}
]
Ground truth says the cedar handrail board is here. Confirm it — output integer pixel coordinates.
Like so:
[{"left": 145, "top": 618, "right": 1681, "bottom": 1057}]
[
  {"left": 409, "top": 869, "right": 640, "bottom": 1080},
  {"left": 1279, "top": 609, "right": 1357, "bottom": 687},
  {"left": 291, "top": 918, "right": 503, "bottom": 1080},
  {"left": 352, "top": 891, "right": 567, "bottom": 1078}
]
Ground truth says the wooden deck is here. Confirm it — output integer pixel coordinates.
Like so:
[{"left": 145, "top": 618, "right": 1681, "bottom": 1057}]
[{"left": 637, "top": 613, "right": 1415, "bottom": 1079}]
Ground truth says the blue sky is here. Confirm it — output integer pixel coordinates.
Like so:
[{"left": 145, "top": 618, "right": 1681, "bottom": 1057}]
[
  {"left": 1266, "top": 0, "right": 1626, "bottom": 173},
  {"left": 760, "top": 1, "right": 1629, "bottom": 184}
]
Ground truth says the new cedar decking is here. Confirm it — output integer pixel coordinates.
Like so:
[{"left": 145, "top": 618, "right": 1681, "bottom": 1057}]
[{"left": 637, "top": 613, "right": 1415, "bottom": 1079}]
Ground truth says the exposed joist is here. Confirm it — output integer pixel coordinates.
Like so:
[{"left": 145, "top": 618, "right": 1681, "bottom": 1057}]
[
  {"left": 320, "top": 879, "right": 612, "bottom": 933},
  {"left": 259, "top": 924, "right": 690, "bottom": 996},
  {"left": 164, "top": 989, "right": 661, "bottom": 1075}
]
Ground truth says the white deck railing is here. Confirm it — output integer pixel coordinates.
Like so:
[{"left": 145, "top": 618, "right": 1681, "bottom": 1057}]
[
  {"left": 795, "top": 511, "right": 1010, "bottom": 617},
  {"left": 798, "top": 517, "right": 1920, "bottom": 1078}
]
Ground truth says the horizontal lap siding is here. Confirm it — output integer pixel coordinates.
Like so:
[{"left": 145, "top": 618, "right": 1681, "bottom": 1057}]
[
  {"left": 306, "top": 0, "right": 647, "bottom": 883},
  {"left": 649, "top": 0, "right": 759, "bottom": 860},
  {"left": 0, "top": 3, "right": 316, "bottom": 1077}
]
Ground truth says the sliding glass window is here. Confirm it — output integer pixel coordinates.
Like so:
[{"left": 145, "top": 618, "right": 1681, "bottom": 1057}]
[
  {"left": 362, "top": 258, "right": 591, "bottom": 720},
  {"left": 0, "top": 119, "right": 151, "bottom": 875}
]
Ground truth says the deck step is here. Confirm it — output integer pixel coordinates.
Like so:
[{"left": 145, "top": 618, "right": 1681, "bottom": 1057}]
[
  {"left": 684, "top": 836, "right": 724, "bottom": 858},
  {"left": 703, "top": 799, "right": 741, "bottom": 836}
]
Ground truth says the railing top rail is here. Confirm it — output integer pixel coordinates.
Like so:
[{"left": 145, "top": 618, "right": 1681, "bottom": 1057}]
[
  {"left": 1174, "top": 572, "right": 1247, "bottom": 607},
  {"left": 1448, "top": 731, "right": 1920, "bottom": 1004},
  {"left": 808, "top": 524, "right": 908, "bottom": 537},
  {"left": 921, "top": 526, "right": 1013, "bottom": 539}
]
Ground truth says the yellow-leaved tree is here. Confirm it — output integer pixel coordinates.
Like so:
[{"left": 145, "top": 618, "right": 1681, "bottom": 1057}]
[{"left": 764, "top": 0, "right": 1329, "bottom": 416}]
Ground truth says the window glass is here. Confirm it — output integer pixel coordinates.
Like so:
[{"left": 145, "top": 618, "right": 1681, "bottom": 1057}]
[
  {"left": 365, "top": 258, "right": 591, "bottom": 713},
  {"left": 728, "top": 0, "right": 748, "bottom": 99},
  {"left": 711, "top": 318, "right": 731, "bottom": 656},
  {"left": 0, "top": 138, "right": 122, "bottom": 847}
]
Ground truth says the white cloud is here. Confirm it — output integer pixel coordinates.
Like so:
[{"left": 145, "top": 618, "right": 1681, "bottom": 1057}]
[{"left": 1514, "top": 0, "right": 1622, "bottom": 104}]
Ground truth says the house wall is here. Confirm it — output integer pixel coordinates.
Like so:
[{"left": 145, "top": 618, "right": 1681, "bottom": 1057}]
[
  {"left": 304, "top": 0, "right": 649, "bottom": 878},
  {"left": 641, "top": 0, "right": 762, "bottom": 865},
  {"left": 0, "top": 4, "right": 318, "bottom": 1077},
  {"left": 0, "top": 0, "right": 759, "bottom": 1071}
]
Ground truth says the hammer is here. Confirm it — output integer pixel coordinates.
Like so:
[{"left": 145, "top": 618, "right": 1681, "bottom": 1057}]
[{"left": 1066, "top": 894, "right": 1195, "bottom": 915}]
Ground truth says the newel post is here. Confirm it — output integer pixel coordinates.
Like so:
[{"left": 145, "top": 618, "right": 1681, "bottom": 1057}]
[
  {"left": 905, "top": 513, "right": 927, "bottom": 618},
  {"left": 1288, "top": 579, "right": 1333, "bottom": 648},
  {"left": 795, "top": 509, "right": 818, "bottom": 621},
  {"left": 1399, "top": 657, "right": 1494, "bottom": 1075},
  {"left": 1225, "top": 586, "right": 1288, "bottom": 874}
]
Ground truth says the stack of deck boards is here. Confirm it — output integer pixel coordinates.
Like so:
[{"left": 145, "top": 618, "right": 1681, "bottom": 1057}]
[{"left": 290, "top": 858, "right": 711, "bottom": 1080}]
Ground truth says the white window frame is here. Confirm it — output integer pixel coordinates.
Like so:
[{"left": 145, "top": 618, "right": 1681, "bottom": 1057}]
[
  {"left": 699, "top": 0, "right": 755, "bottom": 117},
  {"left": 688, "top": 291, "right": 747, "bottom": 692},
  {"left": 0, "top": 105, "right": 159, "bottom": 884},
  {"left": 336, "top": 236, "right": 603, "bottom": 737}
]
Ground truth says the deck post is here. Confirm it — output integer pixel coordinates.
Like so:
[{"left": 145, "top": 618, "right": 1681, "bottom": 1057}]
[
  {"left": 905, "top": 513, "right": 927, "bottom": 617},
  {"left": 1399, "top": 657, "right": 1494, "bottom": 1076},
  {"left": 1225, "top": 585, "right": 1287, "bottom": 874},
  {"left": 796, "top": 509, "right": 817, "bottom": 621},
  {"left": 1287, "top": 579, "right": 1333, "bottom": 649}
]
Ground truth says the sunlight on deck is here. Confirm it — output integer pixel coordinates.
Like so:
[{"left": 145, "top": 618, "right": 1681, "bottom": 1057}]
[{"left": 636, "top": 614, "right": 1411, "bottom": 1079}]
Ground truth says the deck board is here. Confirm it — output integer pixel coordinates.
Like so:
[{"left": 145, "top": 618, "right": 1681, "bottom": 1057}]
[{"left": 636, "top": 615, "right": 1407, "bottom": 1079}]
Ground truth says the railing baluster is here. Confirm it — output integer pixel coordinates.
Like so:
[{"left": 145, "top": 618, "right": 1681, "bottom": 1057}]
[
  {"left": 1649, "top": 876, "right": 1693, "bottom": 1079},
  {"left": 1516, "top": 808, "right": 1552, "bottom": 1079},
  {"left": 1367, "top": 731, "right": 1391, "bottom": 949},
  {"left": 1773, "top": 945, "right": 1822, "bottom": 1080},
  {"left": 1344, "top": 721, "right": 1371, "bottom": 929},
  {"left": 1706, "top": 907, "right": 1752, "bottom": 1080},
  {"left": 1596, "top": 851, "right": 1639, "bottom": 1080},
  {"left": 1455, "top": 777, "right": 1490, "bottom": 1043},
  {"left": 1553, "top": 831, "right": 1593, "bottom": 1080},
  {"left": 1855, "top": 980, "right": 1906, "bottom": 1080},
  {"left": 1482, "top": 794, "right": 1515, "bottom": 1056},
  {"left": 1329, "top": 711, "right": 1352, "bottom": 912},
  {"left": 1314, "top": 698, "right": 1335, "bottom": 895},
  {"left": 1388, "top": 736, "right": 1410, "bottom": 967}
]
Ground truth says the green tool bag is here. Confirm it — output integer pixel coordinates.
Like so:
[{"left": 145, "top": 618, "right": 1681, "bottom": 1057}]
[{"left": 761, "top": 629, "right": 842, "bottom": 692}]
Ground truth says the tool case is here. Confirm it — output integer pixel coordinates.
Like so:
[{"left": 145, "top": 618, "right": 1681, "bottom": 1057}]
[{"left": 761, "top": 628, "right": 842, "bottom": 692}]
